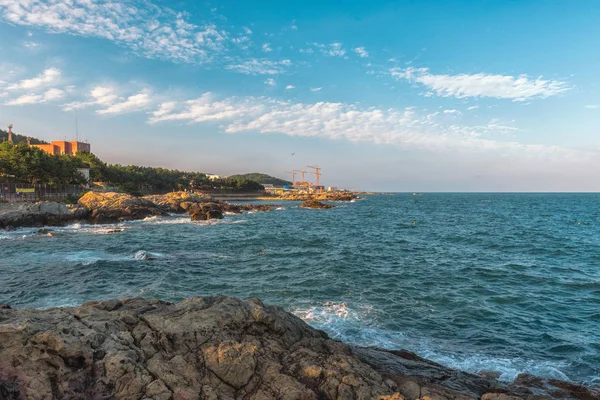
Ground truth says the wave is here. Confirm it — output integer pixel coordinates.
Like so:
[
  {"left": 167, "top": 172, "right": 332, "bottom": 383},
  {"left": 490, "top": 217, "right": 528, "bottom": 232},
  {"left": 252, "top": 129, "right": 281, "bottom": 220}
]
[{"left": 293, "top": 301, "right": 572, "bottom": 384}]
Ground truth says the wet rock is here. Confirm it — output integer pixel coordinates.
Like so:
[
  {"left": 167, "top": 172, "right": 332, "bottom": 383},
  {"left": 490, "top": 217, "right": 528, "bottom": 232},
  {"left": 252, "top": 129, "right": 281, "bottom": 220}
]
[
  {"left": 479, "top": 370, "right": 502, "bottom": 381},
  {"left": 36, "top": 228, "right": 53, "bottom": 235},
  {"left": 300, "top": 200, "right": 335, "bottom": 209}
]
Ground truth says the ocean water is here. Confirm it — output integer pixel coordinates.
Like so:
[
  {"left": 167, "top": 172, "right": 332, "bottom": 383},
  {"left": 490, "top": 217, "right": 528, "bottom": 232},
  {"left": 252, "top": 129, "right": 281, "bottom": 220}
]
[{"left": 1, "top": 194, "right": 599, "bottom": 387}]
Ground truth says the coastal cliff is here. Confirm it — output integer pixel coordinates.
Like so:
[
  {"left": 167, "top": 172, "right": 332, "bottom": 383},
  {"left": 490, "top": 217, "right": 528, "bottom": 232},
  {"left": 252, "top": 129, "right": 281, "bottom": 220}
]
[{"left": 0, "top": 296, "right": 597, "bottom": 400}]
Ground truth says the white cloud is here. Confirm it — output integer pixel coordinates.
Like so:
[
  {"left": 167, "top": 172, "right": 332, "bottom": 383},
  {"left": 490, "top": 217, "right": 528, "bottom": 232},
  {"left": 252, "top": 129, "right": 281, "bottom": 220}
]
[
  {"left": 242, "top": 27, "right": 252, "bottom": 35},
  {"left": 353, "top": 47, "right": 368, "bottom": 58},
  {"left": 97, "top": 90, "right": 152, "bottom": 114},
  {"left": 467, "top": 105, "right": 480, "bottom": 111},
  {"left": 24, "top": 41, "right": 39, "bottom": 48},
  {"left": 285, "top": 85, "right": 295, "bottom": 90},
  {"left": 584, "top": 104, "right": 599, "bottom": 109},
  {"left": 0, "top": 0, "right": 228, "bottom": 64},
  {"left": 262, "top": 43, "right": 272, "bottom": 52},
  {"left": 148, "top": 92, "right": 266, "bottom": 124},
  {"left": 314, "top": 42, "right": 346, "bottom": 57},
  {"left": 144, "top": 92, "right": 590, "bottom": 163},
  {"left": 264, "top": 78, "right": 275, "bottom": 86},
  {"left": 6, "top": 68, "right": 61, "bottom": 91},
  {"left": 391, "top": 67, "right": 570, "bottom": 101},
  {"left": 225, "top": 59, "right": 291, "bottom": 75},
  {"left": 5, "top": 88, "right": 64, "bottom": 105},
  {"left": 443, "top": 109, "right": 461, "bottom": 115},
  {"left": 310, "top": 87, "right": 322, "bottom": 92},
  {"left": 63, "top": 86, "right": 152, "bottom": 114}
]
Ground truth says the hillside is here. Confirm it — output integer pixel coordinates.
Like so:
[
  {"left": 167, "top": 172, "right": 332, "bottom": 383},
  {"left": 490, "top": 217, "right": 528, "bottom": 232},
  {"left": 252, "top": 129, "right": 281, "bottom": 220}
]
[
  {"left": 229, "top": 172, "right": 292, "bottom": 187},
  {"left": 0, "top": 129, "right": 47, "bottom": 145}
]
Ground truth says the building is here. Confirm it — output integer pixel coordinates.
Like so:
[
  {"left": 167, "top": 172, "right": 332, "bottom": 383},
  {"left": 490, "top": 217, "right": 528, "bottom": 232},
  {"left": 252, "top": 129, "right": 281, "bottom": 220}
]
[
  {"left": 30, "top": 140, "right": 91, "bottom": 156},
  {"left": 206, "top": 174, "right": 221, "bottom": 181}
]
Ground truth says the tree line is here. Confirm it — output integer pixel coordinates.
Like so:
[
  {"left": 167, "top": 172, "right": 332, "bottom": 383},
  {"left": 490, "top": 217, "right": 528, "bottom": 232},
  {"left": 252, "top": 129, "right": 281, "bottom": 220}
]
[{"left": 0, "top": 142, "right": 263, "bottom": 194}]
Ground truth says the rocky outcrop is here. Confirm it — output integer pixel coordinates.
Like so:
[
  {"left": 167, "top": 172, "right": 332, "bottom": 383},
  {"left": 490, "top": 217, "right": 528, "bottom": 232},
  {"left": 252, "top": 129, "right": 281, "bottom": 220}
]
[
  {"left": 144, "top": 192, "right": 211, "bottom": 213},
  {"left": 78, "top": 192, "right": 166, "bottom": 223},
  {"left": 188, "top": 202, "right": 225, "bottom": 221},
  {"left": 0, "top": 297, "right": 597, "bottom": 400},
  {"left": 300, "top": 200, "right": 335, "bottom": 209},
  {"left": 278, "top": 192, "right": 357, "bottom": 202},
  {"left": 0, "top": 201, "right": 89, "bottom": 229}
]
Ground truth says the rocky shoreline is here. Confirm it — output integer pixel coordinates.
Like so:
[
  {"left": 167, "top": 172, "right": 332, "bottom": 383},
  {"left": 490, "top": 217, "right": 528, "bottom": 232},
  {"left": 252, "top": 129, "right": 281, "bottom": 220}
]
[
  {"left": 0, "top": 191, "right": 282, "bottom": 229},
  {"left": 0, "top": 296, "right": 597, "bottom": 400}
]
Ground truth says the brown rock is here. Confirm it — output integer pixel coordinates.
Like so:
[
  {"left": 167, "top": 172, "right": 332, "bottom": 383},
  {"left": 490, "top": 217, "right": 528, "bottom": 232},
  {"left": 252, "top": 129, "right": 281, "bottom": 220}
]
[
  {"left": 300, "top": 200, "right": 335, "bottom": 209},
  {"left": 0, "top": 297, "right": 597, "bottom": 400}
]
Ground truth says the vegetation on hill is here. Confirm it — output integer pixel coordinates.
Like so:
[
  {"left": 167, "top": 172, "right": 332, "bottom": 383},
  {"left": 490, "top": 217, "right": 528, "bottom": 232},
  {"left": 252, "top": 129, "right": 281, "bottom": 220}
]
[
  {"left": 228, "top": 172, "right": 292, "bottom": 187},
  {"left": 0, "top": 128, "right": 47, "bottom": 145},
  {"left": 0, "top": 142, "right": 263, "bottom": 194}
]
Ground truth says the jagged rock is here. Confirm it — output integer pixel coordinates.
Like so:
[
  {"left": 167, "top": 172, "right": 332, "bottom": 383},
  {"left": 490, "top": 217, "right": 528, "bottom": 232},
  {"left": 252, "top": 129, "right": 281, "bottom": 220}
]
[
  {"left": 0, "top": 201, "right": 89, "bottom": 229},
  {"left": 0, "top": 297, "right": 595, "bottom": 400},
  {"left": 0, "top": 297, "right": 399, "bottom": 400},
  {"left": 300, "top": 200, "right": 335, "bottom": 209},
  {"left": 144, "top": 192, "right": 210, "bottom": 213},
  {"left": 78, "top": 192, "right": 165, "bottom": 223}
]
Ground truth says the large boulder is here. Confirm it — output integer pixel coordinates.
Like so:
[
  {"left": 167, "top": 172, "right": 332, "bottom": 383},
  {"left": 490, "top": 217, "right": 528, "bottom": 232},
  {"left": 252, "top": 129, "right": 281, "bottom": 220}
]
[
  {"left": 188, "top": 202, "right": 224, "bottom": 221},
  {"left": 78, "top": 192, "right": 165, "bottom": 223}
]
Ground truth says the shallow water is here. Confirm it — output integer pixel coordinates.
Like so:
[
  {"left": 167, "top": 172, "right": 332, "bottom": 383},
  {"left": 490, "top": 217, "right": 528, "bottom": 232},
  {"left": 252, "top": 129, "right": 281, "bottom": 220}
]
[{"left": 1, "top": 194, "right": 599, "bottom": 386}]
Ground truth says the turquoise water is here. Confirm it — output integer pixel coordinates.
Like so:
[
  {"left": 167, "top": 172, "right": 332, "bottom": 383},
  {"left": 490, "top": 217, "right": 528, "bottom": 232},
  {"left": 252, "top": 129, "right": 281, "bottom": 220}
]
[{"left": 1, "top": 194, "right": 599, "bottom": 386}]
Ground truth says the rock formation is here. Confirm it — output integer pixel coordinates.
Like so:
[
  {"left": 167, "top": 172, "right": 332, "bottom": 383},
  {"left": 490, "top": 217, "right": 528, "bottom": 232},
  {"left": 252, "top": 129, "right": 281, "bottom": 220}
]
[
  {"left": 144, "top": 192, "right": 210, "bottom": 213},
  {"left": 1, "top": 296, "right": 597, "bottom": 400},
  {"left": 0, "top": 192, "right": 280, "bottom": 228},
  {"left": 299, "top": 200, "right": 335, "bottom": 209},
  {"left": 0, "top": 201, "right": 89, "bottom": 229}
]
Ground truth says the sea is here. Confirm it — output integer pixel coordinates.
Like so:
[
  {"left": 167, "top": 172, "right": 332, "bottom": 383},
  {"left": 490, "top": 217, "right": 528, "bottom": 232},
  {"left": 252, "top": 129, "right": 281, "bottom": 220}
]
[{"left": 1, "top": 193, "right": 599, "bottom": 387}]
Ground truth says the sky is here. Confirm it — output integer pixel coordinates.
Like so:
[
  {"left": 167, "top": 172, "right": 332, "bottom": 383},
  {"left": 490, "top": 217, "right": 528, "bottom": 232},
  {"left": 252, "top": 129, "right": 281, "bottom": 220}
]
[{"left": 0, "top": 0, "right": 599, "bottom": 191}]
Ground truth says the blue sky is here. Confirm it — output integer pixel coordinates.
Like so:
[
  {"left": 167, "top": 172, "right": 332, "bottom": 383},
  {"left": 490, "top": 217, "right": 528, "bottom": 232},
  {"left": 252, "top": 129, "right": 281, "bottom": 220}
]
[{"left": 0, "top": 0, "right": 599, "bottom": 191}]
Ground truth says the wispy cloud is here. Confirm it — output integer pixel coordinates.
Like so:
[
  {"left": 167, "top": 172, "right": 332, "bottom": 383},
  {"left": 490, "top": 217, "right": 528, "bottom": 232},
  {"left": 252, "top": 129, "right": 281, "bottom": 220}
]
[
  {"left": 264, "top": 78, "right": 275, "bottom": 86},
  {"left": 313, "top": 42, "right": 346, "bottom": 57},
  {"left": 353, "top": 47, "right": 368, "bottom": 58},
  {"left": 97, "top": 90, "right": 152, "bottom": 114},
  {"left": 0, "top": 0, "right": 228, "bottom": 64},
  {"left": 262, "top": 43, "right": 272, "bottom": 52},
  {"left": 5, "top": 88, "right": 64, "bottom": 105},
  {"left": 467, "top": 105, "right": 480, "bottom": 111},
  {"left": 310, "top": 87, "right": 322, "bottom": 92},
  {"left": 391, "top": 67, "right": 571, "bottom": 101},
  {"left": 6, "top": 68, "right": 61, "bottom": 91},
  {"left": 584, "top": 104, "right": 599, "bottom": 109},
  {"left": 63, "top": 85, "right": 152, "bottom": 114},
  {"left": 143, "top": 92, "right": 589, "bottom": 162},
  {"left": 225, "top": 58, "right": 291, "bottom": 75},
  {"left": 285, "top": 85, "right": 295, "bottom": 90}
]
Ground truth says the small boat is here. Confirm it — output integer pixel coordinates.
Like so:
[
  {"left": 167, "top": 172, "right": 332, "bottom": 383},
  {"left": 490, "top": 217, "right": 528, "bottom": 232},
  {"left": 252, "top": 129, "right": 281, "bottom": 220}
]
[{"left": 412, "top": 192, "right": 422, "bottom": 196}]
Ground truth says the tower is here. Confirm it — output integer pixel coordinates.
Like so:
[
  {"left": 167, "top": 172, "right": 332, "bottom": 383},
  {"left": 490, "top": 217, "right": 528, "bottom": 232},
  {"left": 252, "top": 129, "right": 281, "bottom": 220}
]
[{"left": 7, "top": 124, "right": 13, "bottom": 143}]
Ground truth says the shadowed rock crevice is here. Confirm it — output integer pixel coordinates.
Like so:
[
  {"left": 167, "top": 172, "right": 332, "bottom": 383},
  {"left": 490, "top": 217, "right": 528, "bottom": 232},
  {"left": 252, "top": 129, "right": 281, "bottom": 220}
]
[{"left": 0, "top": 296, "right": 598, "bottom": 400}]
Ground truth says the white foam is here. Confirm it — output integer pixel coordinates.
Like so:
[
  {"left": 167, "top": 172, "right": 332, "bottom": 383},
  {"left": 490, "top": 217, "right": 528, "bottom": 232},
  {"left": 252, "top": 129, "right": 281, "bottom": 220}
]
[
  {"left": 133, "top": 250, "right": 167, "bottom": 260},
  {"left": 293, "top": 301, "right": 572, "bottom": 384}
]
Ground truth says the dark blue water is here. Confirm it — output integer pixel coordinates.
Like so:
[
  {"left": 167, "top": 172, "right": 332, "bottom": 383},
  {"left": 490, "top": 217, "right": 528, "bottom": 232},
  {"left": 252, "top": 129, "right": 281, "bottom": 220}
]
[{"left": 1, "top": 194, "right": 599, "bottom": 386}]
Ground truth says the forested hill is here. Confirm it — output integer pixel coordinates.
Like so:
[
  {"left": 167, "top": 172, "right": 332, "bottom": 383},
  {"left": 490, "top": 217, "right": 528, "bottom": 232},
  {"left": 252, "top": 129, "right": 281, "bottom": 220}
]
[
  {"left": 228, "top": 173, "right": 292, "bottom": 187},
  {"left": 0, "top": 129, "right": 47, "bottom": 145}
]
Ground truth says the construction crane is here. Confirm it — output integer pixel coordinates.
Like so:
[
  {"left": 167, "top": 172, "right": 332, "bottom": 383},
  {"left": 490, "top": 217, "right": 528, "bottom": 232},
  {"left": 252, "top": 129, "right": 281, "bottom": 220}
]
[
  {"left": 284, "top": 171, "right": 297, "bottom": 185},
  {"left": 306, "top": 165, "right": 322, "bottom": 189},
  {"left": 292, "top": 169, "right": 308, "bottom": 186}
]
